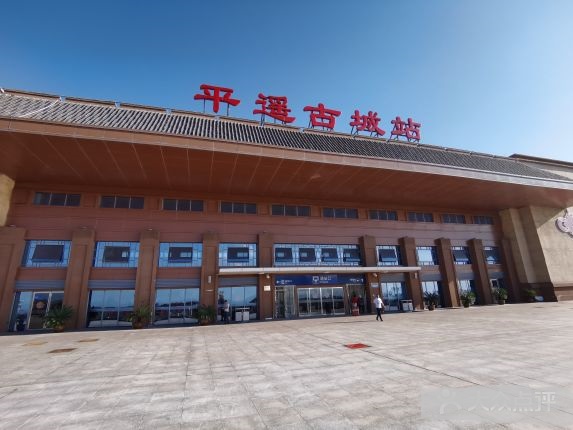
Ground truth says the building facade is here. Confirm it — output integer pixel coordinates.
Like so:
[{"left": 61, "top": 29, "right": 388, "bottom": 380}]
[{"left": 1, "top": 89, "right": 573, "bottom": 332}]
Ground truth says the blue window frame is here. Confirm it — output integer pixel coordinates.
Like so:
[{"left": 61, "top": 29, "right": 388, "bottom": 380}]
[
  {"left": 94, "top": 242, "right": 139, "bottom": 268},
  {"left": 22, "top": 240, "right": 71, "bottom": 267},
  {"left": 159, "top": 243, "right": 203, "bottom": 267}
]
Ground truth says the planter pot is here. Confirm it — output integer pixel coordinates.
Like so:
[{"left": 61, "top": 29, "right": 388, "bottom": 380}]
[
  {"left": 462, "top": 302, "right": 470, "bottom": 308},
  {"left": 132, "top": 321, "right": 146, "bottom": 329},
  {"left": 498, "top": 299, "right": 506, "bottom": 305},
  {"left": 53, "top": 325, "right": 65, "bottom": 333},
  {"left": 199, "top": 319, "right": 211, "bottom": 326},
  {"left": 428, "top": 304, "right": 435, "bottom": 311}
]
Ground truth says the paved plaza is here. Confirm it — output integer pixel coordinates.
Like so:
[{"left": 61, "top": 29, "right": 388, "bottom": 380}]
[{"left": 1, "top": 303, "right": 573, "bottom": 429}]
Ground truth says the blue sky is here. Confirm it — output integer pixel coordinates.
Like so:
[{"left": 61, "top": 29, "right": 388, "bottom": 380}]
[{"left": 2, "top": 0, "right": 572, "bottom": 161}]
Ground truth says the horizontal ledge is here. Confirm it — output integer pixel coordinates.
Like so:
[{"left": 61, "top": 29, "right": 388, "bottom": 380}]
[{"left": 218, "top": 266, "right": 421, "bottom": 276}]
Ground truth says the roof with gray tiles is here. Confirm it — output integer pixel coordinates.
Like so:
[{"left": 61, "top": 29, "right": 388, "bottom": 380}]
[{"left": 0, "top": 90, "right": 567, "bottom": 181}]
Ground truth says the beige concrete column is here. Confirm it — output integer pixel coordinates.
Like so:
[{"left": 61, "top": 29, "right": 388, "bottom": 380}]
[
  {"left": 468, "top": 239, "right": 493, "bottom": 305},
  {"left": 400, "top": 237, "right": 424, "bottom": 310},
  {"left": 258, "top": 232, "right": 274, "bottom": 320},
  {"left": 0, "top": 175, "right": 15, "bottom": 227},
  {"left": 201, "top": 232, "right": 219, "bottom": 308},
  {"left": 64, "top": 228, "right": 95, "bottom": 329},
  {"left": 359, "top": 235, "right": 378, "bottom": 313},
  {"left": 436, "top": 238, "right": 459, "bottom": 307},
  {"left": 500, "top": 238, "right": 521, "bottom": 302},
  {"left": 0, "top": 227, "right": 26, "bottom": 332},
  {"left": 499, "top": 207, "right": 558, "bottom": 301},
  {"left": 134, "top": 230, "right": 160, "bottom": 309}
]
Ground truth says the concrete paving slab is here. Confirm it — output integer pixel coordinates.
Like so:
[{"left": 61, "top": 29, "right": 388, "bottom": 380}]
[{"left": 1, "top": 303, "right": 573, "bottom": 429}]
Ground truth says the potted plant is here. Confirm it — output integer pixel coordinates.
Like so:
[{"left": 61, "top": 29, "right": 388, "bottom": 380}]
[
  {"left": 492, "top": 287, "right": 508, "bottom": 305},
  {"left": 197, "top": 305, "right": 216, "bottom": 325},
  {"left": 129, "top": 304, "right": 151, "bottom": 329},
  {"left": 424, "top": 292, "right": 440, "bottom": 311},
  {"left": 460, "top": 291, "right": 475, "bottom": 308},
  {"left": 524, "top": 288, "right": 536, "bottom": 303},
  {"left": 44, "top": 305, "right": 74, "bottom": 332}
]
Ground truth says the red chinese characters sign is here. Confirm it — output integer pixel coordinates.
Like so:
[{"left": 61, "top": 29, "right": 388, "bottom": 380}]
[
  {"left": 194, "top": 84, "right": 240, "bottom": 114},
  {"left": 193, "top": 83, "right": 422, "bottom": 142},
  {"left": 253, "top": 93, "right": 295, "bottom": 124}
]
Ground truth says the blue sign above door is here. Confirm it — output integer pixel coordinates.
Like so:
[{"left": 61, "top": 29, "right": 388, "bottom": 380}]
[{"left": 275, "top": 274, "right": 365, "bottom": 286}]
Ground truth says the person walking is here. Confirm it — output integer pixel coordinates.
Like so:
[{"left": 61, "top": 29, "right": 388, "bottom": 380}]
[
  {"left": 222, "top": 300, "right": 230, "bottom": 324},
  {"left": 374, "top": 295, "right": 384, "bottom": 321}
]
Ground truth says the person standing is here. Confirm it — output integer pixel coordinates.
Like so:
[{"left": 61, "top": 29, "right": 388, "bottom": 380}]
[
  {"left": 222, "top": 300, "right": 230, "bottom": 324},
  {"left": 374, "top": 295, "right": 384, "bottom": 321}
]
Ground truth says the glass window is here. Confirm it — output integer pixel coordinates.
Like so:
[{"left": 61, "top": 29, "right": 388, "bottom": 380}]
[
  {"left": 178, "top": 199, "right": 191, "bottom": 211},
  {"left": 163, "top": 199, "right": 177, "bottom": 210},
  {"left": 88, "top": 289, "right": 134, "bottom": 327},
  {"left": 275, "top": 247, "right": 293, "bottom": 263},
  {"left": 103, "top": 246, "right": 130, "bottom": 263},
  {"left": 100, "top": 196, "right": 116, "bottom": 208},
  {"left": 484, "top": 246, "right": 500, "bottom": 264},
  {"left": 322, "top": 208, "right": 334, "bottom": 218},
  {"left": 94, "top": 242, "right": 139, "bottom": 267},
  {"left": 66, "top": 194, "right": 81, "bottom": 206},
  {"left": 321, "top": 248, "right": 339, "bottom": 263},
  {"left": 154, "top": 288, "right": 199, "bottom": 325},
  {"left": 31, "top": 244, "right": 64, "bottom": 263},
  {"left": 369, "top": 210, "right": 398, "bottom": 221},
  {"left": 221, "top": 201, "right": 256, "bottom": 214},
  {"left": 442, "top": 214, "right": 466, "bottom": 224},
  {"left": 130, "top": 197, "right": 144, "bottom": 209},
  {"left": 50, "top": 193, "right": 67, "bottom": 206},
  {"left": 191, "top": 200, "right": 204, "bottom": 212},
  {"left": 271, "top": 204, "right": 284, "bottom": 216},
  {"left": 159, "top": 243, "right": 202, "bottom": 267},
  {"left": 34, "top": 192, "right": 51, "bottom": 205},
  {"left": 169, "top": 247, "right": 193, "bottom": 263},
  {"left": 228, "top": 247, "right": 250, "bottom": 262},
  {"left": 299, "top": 247, "right": 316, "bottom": 263},
  {"left": 408, "top": 212, "right": 434, "bottom": 222},
  {"left": 346, "top": 209, "right": 358, "bottom": 219},
  {"left": 218, "top": 243, "right": 257, "bottom": 267},
  {"left": 334, "top": 208, "right": 346, "bottom": 218},
  {"left": 343, "top": 248, "right": 361, "bottom": 263},
  {"left": 115, "top": 196, "right": 130, "bottom": 208},
  {"left": 421, "top": 281, "right": 443, "bottom": 308},
  {"left": 452, "top": 247, "right": 471, "bottom": 265},
  {"left": 22, "top": 240, "right": 71, "bottom": 267},
  {"left": 324, "top": 207, "right": 358, "bottom": 219},
  {"left": 33, "top": 192, "right": 80, "bottom": 207},
  {"left": 221, "top": 201, "right": 233, "bottom": 213},
  {"left": 416, "top": 246, "right": 439, "bottom": 265},
  {"left": 100, "top": 195, "right": 143, "bottom": 209},
  {"left": 377, "top": 246, "right": 401, "bottom": 266},
  {"left": 218, "top": 286, "right": 257, "bottom": 321},
  {"left": 473, "top": 215, "right": 494, "bottom": 225}
]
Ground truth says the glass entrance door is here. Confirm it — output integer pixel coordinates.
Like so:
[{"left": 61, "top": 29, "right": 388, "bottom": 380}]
[
  {"left": 380, "top": 282, "right": 406, "bottom": 311},
  {"left": 297, "top": 287, "right": 345, "bottom": 317},
  {"left": 275, "top": 286, "right": 295, "bottom": 319}
]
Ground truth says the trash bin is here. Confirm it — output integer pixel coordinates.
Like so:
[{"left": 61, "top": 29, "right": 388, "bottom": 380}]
[
  {"left": 401, "top": 300, "right": 413, "bottom": 312},
  {"left": 235, "top": 307, "right": 250, "bottom": 322}
]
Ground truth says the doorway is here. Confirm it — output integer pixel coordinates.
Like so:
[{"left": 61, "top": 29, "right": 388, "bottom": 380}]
[
  {"left": 275, "top": 286, "right": 296, "bottom": 319},
  {"left": 345, "top": 284, "right": 367, "bottom": 315}
]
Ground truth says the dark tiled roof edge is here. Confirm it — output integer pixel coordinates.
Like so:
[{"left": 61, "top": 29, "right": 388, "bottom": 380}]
[{"left": 0, "top": 89, "right": 568, "bottom": 182}]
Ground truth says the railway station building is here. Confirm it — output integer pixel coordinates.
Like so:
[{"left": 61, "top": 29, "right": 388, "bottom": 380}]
[{"left": 1, "top": 89, "right": 573, "bottom": 332}]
